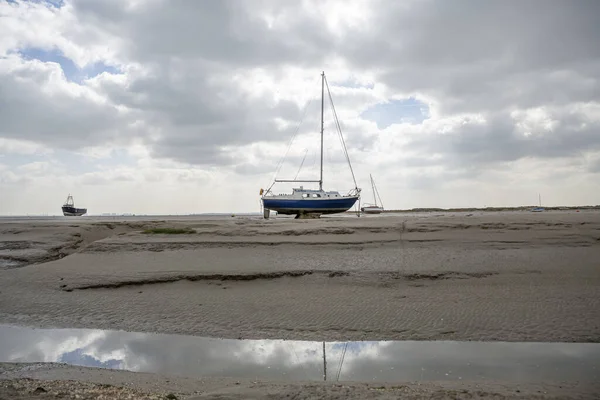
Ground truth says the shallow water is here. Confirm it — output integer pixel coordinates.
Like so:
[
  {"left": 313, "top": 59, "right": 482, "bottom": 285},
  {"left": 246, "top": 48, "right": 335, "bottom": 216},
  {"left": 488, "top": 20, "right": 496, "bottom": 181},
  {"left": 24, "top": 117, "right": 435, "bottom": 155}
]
[
  {"left": 0, "top": 325, "right": 598, "bottom": 382},
  {"left": 0, "top": 259, "right": 23, "bottom": 270}
]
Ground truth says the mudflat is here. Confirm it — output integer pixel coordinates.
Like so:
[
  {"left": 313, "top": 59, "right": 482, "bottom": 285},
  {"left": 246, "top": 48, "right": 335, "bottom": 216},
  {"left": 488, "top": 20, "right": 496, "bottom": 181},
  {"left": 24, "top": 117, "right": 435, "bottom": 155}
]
[{"left": 0, "top": 211, "right": 599, "bottom": 342}]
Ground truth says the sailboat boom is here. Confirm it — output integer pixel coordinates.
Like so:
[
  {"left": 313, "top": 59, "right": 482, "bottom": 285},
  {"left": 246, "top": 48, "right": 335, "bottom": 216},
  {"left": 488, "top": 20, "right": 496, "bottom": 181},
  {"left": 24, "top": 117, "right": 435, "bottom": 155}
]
[{"left": 275, "top": 179, "right": 321, "bottom": 183}]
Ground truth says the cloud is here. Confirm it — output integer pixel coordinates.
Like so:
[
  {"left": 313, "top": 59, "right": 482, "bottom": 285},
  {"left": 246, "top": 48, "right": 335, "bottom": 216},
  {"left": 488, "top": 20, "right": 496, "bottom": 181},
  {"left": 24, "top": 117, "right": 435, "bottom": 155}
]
[
  {"left": 340, "top": 0, "right": 600, "bottom": 111},
  {"left": 0, "top": 0, "right": 599, "bottom": 213},
  {"left": 403, "top": 104, "right": 600, "bottom": 169},
  {"left": 0, "top": 55, "right": 128, "bottom": 149},
  {"left": 0, "top": 138, "right": 52, "bottom": 155}
]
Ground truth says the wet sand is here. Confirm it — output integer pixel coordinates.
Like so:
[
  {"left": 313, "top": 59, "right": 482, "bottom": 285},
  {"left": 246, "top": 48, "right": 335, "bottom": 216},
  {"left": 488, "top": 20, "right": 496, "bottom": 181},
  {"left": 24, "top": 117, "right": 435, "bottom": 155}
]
[
  {"left": 1, "top": 211, "right": 599, "bottom": 342},
  {"left": 2, "top": 363, "right": 598, "bottom": 399}
]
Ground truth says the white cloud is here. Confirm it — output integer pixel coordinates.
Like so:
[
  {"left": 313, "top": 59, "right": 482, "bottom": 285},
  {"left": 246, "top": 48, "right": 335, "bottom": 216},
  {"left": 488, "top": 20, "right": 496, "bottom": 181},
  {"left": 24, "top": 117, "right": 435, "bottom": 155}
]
[{"left": 0, "top": 138, "right": 53, "bottom": 155}]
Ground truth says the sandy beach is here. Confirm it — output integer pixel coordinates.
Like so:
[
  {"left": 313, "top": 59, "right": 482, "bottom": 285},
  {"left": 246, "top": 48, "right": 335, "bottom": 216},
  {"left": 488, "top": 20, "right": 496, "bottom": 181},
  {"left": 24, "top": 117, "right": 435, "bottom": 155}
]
[{"left": 1, "top": 211, "right": 599, "bottom": 342}]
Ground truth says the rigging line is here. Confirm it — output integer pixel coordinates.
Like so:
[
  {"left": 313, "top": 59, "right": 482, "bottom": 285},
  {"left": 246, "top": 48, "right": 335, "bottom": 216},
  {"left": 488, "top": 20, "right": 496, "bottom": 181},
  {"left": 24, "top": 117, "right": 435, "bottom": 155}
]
[
  {"left": 328, "top": 105, "right": 358, "bottom": 196},
  {"left": 324, "top": 76, "right": 358, "bottom": 190},
  {"left": 324, "top": 81, "right": 350, "bottom": 168},
  {"left": 372, "top": 176, "right": 384, "bottom": 208},
  {"left": 335, "top": 342, "right": 349, "bottom": 381},
  {"left": 375, "top": 184, "right": 384, "bottom": 208},
  {"left": 271, "top": 97, "right": 313, "bottom": 182},
  {"left": 328, "top": 96, "right": 357, "bottom": 193},
  {"left": 326, "top": 92, "right": 349, "bottom": 164},
  {"left": 289, "top": 342, "right": 310, "bottom": 380},
  {"left": 293, "top": 148, "right": 309, "bottom": 180}
]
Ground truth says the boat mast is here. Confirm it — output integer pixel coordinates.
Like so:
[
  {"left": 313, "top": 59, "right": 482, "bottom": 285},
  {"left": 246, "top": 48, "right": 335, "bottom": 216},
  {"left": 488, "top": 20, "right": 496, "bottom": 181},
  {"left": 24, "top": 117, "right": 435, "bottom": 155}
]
[{"left": 319, "top": 71, "right": 325, "bottom": 191}]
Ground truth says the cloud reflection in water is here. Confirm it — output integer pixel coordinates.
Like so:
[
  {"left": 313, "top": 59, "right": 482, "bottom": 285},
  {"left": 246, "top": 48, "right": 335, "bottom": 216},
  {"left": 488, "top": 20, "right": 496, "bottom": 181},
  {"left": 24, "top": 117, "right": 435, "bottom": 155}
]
[{"left": 1, "top": 325, "right": 598, "bottom": 382}]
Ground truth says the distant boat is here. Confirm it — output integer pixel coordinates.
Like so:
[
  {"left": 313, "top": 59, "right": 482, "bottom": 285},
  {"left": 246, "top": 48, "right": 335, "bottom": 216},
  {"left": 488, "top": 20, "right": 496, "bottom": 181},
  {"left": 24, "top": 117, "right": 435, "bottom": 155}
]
[
  {"left": 531, "top": 194, "right": 544, "bottom": 212},
  {"left": 62, "top": 194, "right": 87, "bottom": 216},
  {"left": 261, "top": 72, "right": 360, "bottom": 218},
  {"left": 361, "top": 174, "right": 384, "bottom": 214}
]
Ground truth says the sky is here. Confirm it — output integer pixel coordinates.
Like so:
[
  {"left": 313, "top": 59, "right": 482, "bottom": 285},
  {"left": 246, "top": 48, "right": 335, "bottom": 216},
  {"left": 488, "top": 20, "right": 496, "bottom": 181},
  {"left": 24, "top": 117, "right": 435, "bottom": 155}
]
[{"left": 0, "top": 0, "right": 599, "bottom": 215}]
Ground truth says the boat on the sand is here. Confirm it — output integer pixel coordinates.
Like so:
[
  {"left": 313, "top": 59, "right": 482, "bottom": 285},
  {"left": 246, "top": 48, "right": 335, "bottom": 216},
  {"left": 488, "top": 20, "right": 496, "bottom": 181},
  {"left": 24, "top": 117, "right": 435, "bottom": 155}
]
[
  {"left": 530, "top": 194, "right": 545, "bottom": 212},
  {"left": 62, "top": 194, "right": 87, "bottom": 216},
  {"left": 361, "top": 174, "right": 384, "bottom": 214},
  {"left": 261, "top": 72, "right": 360, "bottom": 219}
]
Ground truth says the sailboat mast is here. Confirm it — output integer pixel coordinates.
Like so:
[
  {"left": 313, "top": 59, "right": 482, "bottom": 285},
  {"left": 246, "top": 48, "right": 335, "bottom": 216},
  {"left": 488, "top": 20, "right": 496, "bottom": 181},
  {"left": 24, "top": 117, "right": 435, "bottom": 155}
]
[{"left": 319, "top": 71, "right": 325, "bottom": 191}]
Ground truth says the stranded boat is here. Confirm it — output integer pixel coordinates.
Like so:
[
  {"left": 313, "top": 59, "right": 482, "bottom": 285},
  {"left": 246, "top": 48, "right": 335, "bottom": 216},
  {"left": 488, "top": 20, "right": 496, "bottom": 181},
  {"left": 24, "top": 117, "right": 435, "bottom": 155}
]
[
  {"left": 361, "top": 174, "right": 384, "bottom": 214},
  {"left": 530, "top": 194, "right": 545, "bottom": 212},
  {"left": 261, "top": 72, "right": 360, "bottom": 218},
  {"left": 62, "top": 194, "right": 87, "bottom": 216}
]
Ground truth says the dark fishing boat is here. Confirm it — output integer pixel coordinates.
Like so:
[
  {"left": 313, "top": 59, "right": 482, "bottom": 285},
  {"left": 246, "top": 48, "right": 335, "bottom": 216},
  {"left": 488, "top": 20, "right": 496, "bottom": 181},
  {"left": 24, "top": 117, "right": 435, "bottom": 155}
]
[{"left": 62, "top": 194, "right": 87, "bottom": 216}]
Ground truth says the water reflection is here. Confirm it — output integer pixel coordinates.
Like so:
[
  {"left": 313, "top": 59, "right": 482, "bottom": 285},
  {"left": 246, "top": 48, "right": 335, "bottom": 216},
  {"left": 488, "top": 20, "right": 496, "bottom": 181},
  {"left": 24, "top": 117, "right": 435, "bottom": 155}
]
[
  {"left": 0, "top": 325, "right": 598, "bottom": 382},
  {"left": 0, "top": 259, "right": 23, "bottom": 270}
]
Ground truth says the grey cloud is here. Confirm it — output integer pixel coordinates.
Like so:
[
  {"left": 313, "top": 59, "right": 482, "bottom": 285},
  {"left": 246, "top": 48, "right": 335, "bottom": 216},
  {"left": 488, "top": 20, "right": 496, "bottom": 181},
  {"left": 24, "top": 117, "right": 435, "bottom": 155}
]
[
  {"left": 405, "top": 168, "right": 480, "bottom": 191},
  {"left": 148, "top": 115, "right": 296, "bottom": 165},
  {"left": 588, "top": 157, "right": 600, "bottom": 174},
  {"left": 341, "top": 0, "right": 600, "bottom": 112},
  {"left": 71, "top": 0, "right": 334, "bottom": 68},
  {"left": 0, "top": 61, "right": 125, "bottom": 149},
  {"left": 3, "top": 0, "right": 329, "bottom": 164},
  {"left": 152, "top": 136, "right": 235, "bottom": 167},
  {"left": 233, "top": 163, "right": 275, "bottom": 176},
  {"left": 79, "top": 172, "right": 134, "bottom": 185},
  {"left": 94, "top": 61, "right": 304, "bottom": 165},
  {"left": 404, "top": 111, "right": 600, "bottom": 170},
  {"left": 3, "top": 0, "right": 600, "bottom": 175},
  {"left": 340, "top": 127, "right": 378, "bottom": 153}
]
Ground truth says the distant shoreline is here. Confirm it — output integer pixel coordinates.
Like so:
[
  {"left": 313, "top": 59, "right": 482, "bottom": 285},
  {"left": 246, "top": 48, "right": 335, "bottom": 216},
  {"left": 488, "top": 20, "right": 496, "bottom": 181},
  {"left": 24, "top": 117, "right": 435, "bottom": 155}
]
[
  {"left": 375, "top": 205, "right": 600, "bottom": 213},
  {"left": 2, "top": 205, "right": 599, "bottom": 218}
]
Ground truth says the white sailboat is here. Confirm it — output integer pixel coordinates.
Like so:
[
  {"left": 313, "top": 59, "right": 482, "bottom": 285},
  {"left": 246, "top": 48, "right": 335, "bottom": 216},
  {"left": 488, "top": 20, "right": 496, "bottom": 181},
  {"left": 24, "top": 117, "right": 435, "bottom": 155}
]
[
  {"left": 361, "top": 174, "right": 384, "bottom": 214},
  {"left": 531, "top": 193, "right": 544, "bottom": 212}
]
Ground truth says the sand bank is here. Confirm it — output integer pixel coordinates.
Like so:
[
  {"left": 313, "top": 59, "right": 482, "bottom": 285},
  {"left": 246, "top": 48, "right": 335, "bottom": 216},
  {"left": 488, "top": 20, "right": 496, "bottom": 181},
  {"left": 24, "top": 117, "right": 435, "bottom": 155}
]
[{"left": 0, "top": 211, "right": 599, "bottom": 341}]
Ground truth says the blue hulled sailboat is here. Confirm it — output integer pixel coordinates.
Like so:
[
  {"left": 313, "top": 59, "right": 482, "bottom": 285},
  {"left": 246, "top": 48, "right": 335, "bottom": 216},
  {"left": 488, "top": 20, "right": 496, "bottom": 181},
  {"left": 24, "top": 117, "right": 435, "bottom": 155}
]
[{"left": 261, "top": 72, "right": 360, "bottom": 218}]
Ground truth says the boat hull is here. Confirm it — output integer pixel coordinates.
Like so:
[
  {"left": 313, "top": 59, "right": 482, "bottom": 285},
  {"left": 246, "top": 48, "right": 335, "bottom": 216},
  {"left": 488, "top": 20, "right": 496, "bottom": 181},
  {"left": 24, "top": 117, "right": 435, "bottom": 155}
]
[
  {"left": 62, "top": 206, "right": 87, "bottom": 216},
  {"left": 262, "top": 196, "right": 359, "bottom": 215},
  {"left": 361, "top": 206, "right": 384, "bottom": 214}
]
